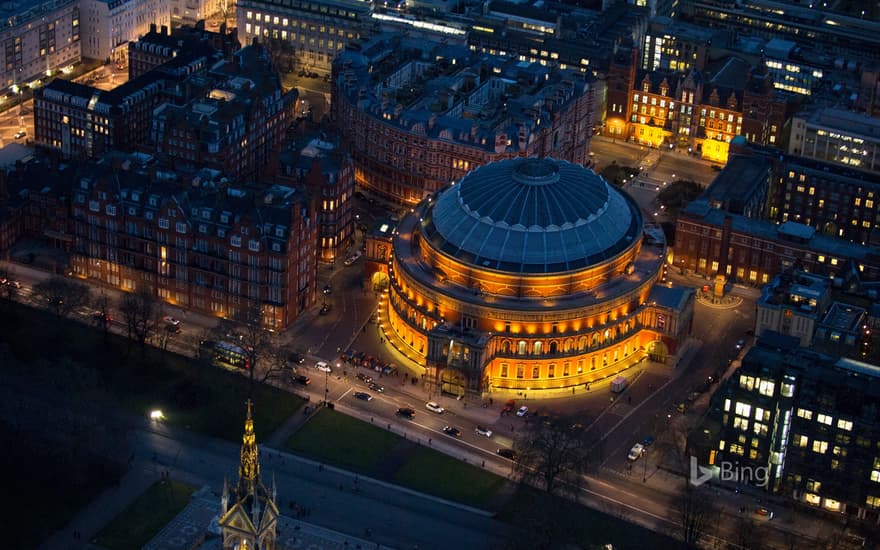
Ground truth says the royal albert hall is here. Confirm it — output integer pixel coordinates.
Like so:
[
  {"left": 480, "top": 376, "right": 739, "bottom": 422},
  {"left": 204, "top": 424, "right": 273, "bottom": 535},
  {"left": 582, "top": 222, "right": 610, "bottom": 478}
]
[{"left": 383, "top": 157, "right": 694, "bottom": 397}]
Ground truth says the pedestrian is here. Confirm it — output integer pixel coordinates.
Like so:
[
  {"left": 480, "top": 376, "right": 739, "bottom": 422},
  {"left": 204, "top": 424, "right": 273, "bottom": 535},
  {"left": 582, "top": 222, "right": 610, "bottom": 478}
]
[
  {"left": 481, "top": 460, "right": 485, "bottom": 468},
  {"left": 572, "top": 387, "right": 575, "bottom": 395},
  {"left": 428, "top": 438, "right": 432, "bottom": 445}
]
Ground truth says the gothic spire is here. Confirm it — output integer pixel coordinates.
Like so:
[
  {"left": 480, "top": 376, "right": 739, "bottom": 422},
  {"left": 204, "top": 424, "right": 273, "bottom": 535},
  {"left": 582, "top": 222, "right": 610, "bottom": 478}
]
[{"left": 238, "top": 399, "right": 260, "bottom": 488}]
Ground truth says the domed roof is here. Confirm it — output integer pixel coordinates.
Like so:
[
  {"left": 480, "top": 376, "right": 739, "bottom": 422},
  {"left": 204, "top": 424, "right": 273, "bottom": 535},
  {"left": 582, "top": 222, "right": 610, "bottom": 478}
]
[{"left": 421, "top": 158, "right": 641, "bottom": 273}]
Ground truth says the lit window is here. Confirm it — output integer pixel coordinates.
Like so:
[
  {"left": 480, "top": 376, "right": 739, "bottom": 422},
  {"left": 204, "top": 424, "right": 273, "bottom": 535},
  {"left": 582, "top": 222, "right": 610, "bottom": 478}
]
[
  {"left": 812, "top": 440, "right": 828, "bottom": 454},
  {"left": 837, "top": 419, "right": 853, "bottom": 431},
  {"left": 817, "top": 414, "right": 833, "bottom": 426}
]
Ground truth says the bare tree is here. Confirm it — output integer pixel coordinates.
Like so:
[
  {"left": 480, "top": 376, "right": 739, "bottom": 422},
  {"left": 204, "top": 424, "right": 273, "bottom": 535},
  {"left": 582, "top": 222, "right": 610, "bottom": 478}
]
[
  {"left": 32, "top": 276, "right": 92, "bottom": 317},
  {"left": 118, "top": 287, "right": 159, "bottom": 356},
  {"left": 676, "top": 481, "right": 718, "bottom": 548},
  {"left": 513, "top": 417, "right": 592, "bottom": 499},
  {"left": 210, "top": 303, "right": 286, "bottom": 395}
]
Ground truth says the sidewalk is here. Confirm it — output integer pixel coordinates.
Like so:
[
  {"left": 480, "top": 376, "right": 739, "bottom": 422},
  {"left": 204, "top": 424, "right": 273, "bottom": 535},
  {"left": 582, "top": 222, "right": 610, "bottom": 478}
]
[{"left": 39, "top": 458, "right": 159, "bottom": 550}]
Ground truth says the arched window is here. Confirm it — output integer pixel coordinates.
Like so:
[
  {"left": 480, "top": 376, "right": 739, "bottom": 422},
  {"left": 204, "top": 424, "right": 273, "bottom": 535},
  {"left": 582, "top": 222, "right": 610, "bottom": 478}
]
[
  {"left": 549, "top": 341, "right": 558, "bottom": 354},
  {"left": 518, "top": 341, "right": 527, "bottom": 355},
  {"left": 604, "top": 329, "right": 610, "bottom": 341},
  {"left": 564, "top": 338, "right": 573, "bottom": 352},
  {"left": 501, "top": 340, "right": 511, "bottom": 354},
  {"left": 533, "top": 341, "right": 543, "bottom": 355},
  {"left": 579, "top": 336, "right": 588, "bottom": 350},
  {"left": 591, "top": 334, "right": 599, "bottom": 347}
]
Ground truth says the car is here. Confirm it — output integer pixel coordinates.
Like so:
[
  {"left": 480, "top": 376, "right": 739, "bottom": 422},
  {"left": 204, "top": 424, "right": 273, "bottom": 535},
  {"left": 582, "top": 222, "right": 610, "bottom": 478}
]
[
  {"left": 475, "top": 426, "right": 493, "bottom": 437},
  {"left": 497, "top": 448, "right": 517, "bottom": 460},
  {"left": 354, "top": 391, "right": 373, "bottom": 401},
  {"left": 736, "top": 338, "right": 746, "bottom": 349},
  {"left": 322, "top": 284, "right": 332, "bottom": 294},
  {"left": 503, "top": 399, "right": 515, "bottom": 412},
  {"left": 442, "top": 426, "right": 462, "bottom": 438},
  {"left": 755, "top": 507, "right": 774, "bottom": 519},
  {"left": 687, "top": 391, "right": 701, "bottom": 402},
  {"left": 516, "top": 406, "right": 529, "bottom": 417},
  {"left": 288, "top": 352, "right": 306, "bottom": 364},
  {"left": 344, "top": 252, "right": 362, "bottom": 266},
  {"left": 676, "top": 402, "right": 688, "bottom": 414},
  {"left": 319, "top": 303, "right": 331, "bottom": 315},
  {"left": 162, "top": 316, "right": 181, "bottom": 326},
  {"left": 425, "top": 401, "right": 444, "bottom": 414},
  {"left": 628, "top": 443, "right": 645, "bottom": 461},
  {"left": 396, "top": 407, "right": 416, "bottom": 419},
  {"left": 368, "top": 382, "right": 384, "bottom": 393},
  {"left": 642, "top": 435, "right": 655, "bottom": 447},
  {"left": 9, "top": 280, "right": 20, "bottom": 289},
  {"left": 13, "top": 130, "right": 26, "bottom": 139},
  {"left": 315, "top": 361, "right": 331, "bottom": 373},
  {"left": 357, "top": 372, "right": 373, "bottom": 383},
  {"left": 93, "top": 311, "right": 111, "bottom": 323},
  {"left": 165, "top": 324, "right": 181, "bottom": 334},
  {"left": 293, "top": 374, "right": 311, "bottom": 385}
]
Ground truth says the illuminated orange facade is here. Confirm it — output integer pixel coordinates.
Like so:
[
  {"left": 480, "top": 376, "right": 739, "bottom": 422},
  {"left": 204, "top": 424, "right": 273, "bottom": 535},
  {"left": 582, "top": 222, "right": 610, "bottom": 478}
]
[{"left": 385, "top": 158, "right": 694, "bottom": 397}]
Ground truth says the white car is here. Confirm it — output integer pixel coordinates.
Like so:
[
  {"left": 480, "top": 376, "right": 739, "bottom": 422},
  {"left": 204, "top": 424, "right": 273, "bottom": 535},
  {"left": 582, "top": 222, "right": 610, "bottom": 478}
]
[
  {"left": 344, "top": 251, "right": 362, "bottom": 266},
  {"left": 628, "top": 443, "right": 645, "bottom": 461},
  {"left": 475, "top": 426, "right": 493, "bottom": 437},
  {"left": 425, "top": 401, "right": 444, "bottom": 414},
  {"left": 162, "top": 315, "right": 181, "bottom": 326},
  {"left": 315, "top": 361, "right": 331, "bottom": 373},
  {"left": 516, "top": 406, "right": 529, "bottom": 417}
]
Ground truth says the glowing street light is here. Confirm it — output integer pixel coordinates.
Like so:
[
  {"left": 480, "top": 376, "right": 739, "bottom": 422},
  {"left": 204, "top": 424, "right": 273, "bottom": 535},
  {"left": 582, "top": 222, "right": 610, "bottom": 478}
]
[{"left": 150, "top": 409, "right": 166, "bottom": 421}]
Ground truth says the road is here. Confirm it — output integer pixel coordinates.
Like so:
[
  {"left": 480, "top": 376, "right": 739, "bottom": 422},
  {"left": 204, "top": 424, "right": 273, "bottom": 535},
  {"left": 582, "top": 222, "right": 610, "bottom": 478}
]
[{"left": 135, "top": 417, "right": 513, "bottom": 550}]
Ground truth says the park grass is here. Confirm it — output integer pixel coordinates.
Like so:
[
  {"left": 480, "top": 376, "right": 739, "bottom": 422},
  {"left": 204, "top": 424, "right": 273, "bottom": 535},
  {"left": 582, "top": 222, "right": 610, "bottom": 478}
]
[
  {"left": 498, "top": 485, "right": 679, "bottom": 550},
  {"left": 0, "top": 301, "right": 303, "bottom": 442},
  {"left": 284, "top": 409, "right": 400, "bottom": 473},
  {"left": 94, "top": 480, "right": 196, "bottom": 550},
  {"left": 393, "top": 446, "right": 508, "bottom": 508}
]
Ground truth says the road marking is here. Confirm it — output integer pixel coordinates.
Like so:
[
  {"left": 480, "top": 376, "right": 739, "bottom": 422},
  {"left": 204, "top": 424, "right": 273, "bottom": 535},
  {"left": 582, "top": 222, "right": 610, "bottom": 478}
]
[{"left": 336, "top": 387, "right": 353, "bottom": 402}]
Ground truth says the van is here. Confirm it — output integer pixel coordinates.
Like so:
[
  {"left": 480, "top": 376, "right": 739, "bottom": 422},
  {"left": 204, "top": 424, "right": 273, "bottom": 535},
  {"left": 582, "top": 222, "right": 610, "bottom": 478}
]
[
  {"left": 315, "top": 361, "right": 331, "bottom": 373},
  {"left": 611, "top": 376, "right": 627, "bottom": 393}
]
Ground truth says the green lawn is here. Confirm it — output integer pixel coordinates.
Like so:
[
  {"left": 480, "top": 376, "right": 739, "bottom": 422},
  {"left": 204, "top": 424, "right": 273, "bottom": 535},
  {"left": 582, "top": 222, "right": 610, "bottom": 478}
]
[
  {"left": 94, "top": 480, "right": 196, "bottom": 550},
  {"left": 498, "top": 486, "right": 679, "bottom": 549},
  {"left": 284, "top": 409, "right": 400, "bottom": 473},
  {"left": 393, "top": 446, "right": 508, "bottom": 508},
  {"left": 0, "top": 302, "right": 304, "bottom": 442}
]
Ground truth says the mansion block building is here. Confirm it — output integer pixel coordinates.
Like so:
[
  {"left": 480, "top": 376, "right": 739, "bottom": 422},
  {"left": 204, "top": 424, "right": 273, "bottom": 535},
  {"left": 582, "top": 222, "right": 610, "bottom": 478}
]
[
  {"left": 68, "top": 161, "right": 318, "bottom": 330},
  {"left": 331, "top": 35, "right": 596, "bottom": 204}
]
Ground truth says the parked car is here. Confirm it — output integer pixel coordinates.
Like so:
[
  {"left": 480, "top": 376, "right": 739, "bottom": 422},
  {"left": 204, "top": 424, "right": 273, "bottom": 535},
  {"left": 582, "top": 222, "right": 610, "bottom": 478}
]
[
  {"left": 93, "top": 311, "right": 112, "bottom": 323},
  {"left": 357, "top": 372, "right": 372, "bottom": 383},
  {"left": 516, "top": 406, "right": 529, "bottom": 417},
  {"left": 162, "top": 316, "right": 181, "bottom": 326},
  {"left": 503, "top": 399, "right": 515, "bottom": 412},
  {"left": 475, "top": 426, "right": 493, "bottom": 437},
  {"left": 344, "top": 251, "right": 362, "bottom": 266},
  {"left": 497, "top": 448, "right": 517, "bottom": 460},
  {"left": 293, "top": 374, "right": 311, "bottom": 385},
  {"left": 628, "top": 443, "right": 645, "bottom": 461},
  {"left": 755, "top": 507, "right": 774, "bottom": 519},
  {"left": 288, "top": 352, "right": 306, "bottom": 364},
  {"left": 354, "top": 391, "right": 373, "bottom": 401},
  {"left": 425, "top": 401, "right": 444, "bottom": 414},
  {"left": 396, "top": 407, "right": 415, "bottom": 419},
  {"left": 642, "top": 435, "right": 655, "bottom": 447},
  {"left": 319, "top": 303, "right": 331, "bottom": 315},
  {"left": 315, "top": 361, "right": 331, "bottom": 373},
  {"left": 14, "top": 130, "right": 26, "bottom": 139},
  {"left": 442, "top": 426, "right": 462, "bottom": 438},
  {"left": 368, "top": 382, "right": 384, "bottom": 393},
  {"left": 165, "top": 324, "right": 181, "bottom": 334},
  {"left": 323, "top": 284, "right": 332, "bottom": 294}
]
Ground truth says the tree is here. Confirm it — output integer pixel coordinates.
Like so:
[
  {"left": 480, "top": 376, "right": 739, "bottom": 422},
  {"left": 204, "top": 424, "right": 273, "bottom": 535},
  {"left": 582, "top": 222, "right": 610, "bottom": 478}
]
[
  {"left": 513, "top": 417, "right": 592, "bottom": 499},
  {"left": 32, "top": 276, "right": 92, "bottom": 317},
  {"left": 676, "top": 481, "right": 718, "bottom": 548},
  {"left": 118, "top": 287, "right": 159, "bottom": 356},
  {"left": 209, "top": 304, "right": 286, "bottom": 396}
]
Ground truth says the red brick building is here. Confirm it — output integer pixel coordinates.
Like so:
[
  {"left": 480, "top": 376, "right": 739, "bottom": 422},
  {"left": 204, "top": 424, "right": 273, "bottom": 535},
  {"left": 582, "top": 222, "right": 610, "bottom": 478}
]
[
  {"left": 68, "top": 161, "right": 318, "bottom": 330},
  {"left": 602, "top": 48, "right": 787, "bottom": 162},
  {"left": 151, "top": 44, "right": 296, "bottom": 182},
  {"left": 331, "top": 36, "right": 595, "bottom": 204}
]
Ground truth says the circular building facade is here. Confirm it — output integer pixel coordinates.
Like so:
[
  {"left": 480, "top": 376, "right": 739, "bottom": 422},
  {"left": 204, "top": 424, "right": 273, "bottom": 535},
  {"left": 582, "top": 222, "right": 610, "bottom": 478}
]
[{"left": 385, "top": 158, "right": 692, "bottom": 397}]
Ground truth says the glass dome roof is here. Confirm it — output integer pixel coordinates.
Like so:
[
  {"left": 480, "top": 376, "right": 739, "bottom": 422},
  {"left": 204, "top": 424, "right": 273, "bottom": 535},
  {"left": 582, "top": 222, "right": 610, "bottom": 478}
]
[{"left": 421, "top": 158, "right": 641, "bottom": 273}]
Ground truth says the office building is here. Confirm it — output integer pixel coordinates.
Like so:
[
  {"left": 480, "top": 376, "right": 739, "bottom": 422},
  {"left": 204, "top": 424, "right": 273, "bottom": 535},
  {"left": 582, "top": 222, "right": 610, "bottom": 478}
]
[
  {"left": 788, "top": 108, "right": 880, "bottom": 176},
  {"left": 79, "top": 0, "right": 169, "bottom": 63}
]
